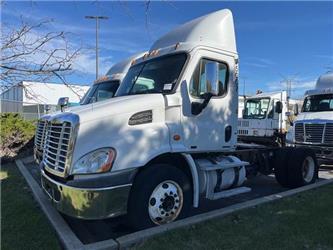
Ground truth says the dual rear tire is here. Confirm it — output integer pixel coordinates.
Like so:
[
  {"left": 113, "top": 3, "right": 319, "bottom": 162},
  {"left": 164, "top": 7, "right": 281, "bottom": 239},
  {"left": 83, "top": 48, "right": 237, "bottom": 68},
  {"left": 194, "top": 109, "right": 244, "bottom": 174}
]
[{"left": 274, "top": 147, "right": 318, "bottom": 188}]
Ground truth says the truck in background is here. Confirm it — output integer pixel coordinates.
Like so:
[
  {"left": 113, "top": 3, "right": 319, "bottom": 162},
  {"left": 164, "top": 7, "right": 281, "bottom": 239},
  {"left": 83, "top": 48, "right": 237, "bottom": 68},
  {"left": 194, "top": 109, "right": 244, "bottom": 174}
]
[
  {"left": 286, "top": 72, "right": 333, "bottom": 163},
  {"left": 36, "top": 10, "right": 318, "bottom": 230},
  {"left": 34, "top": 53, "right": 144, "bottom": 163},
  {"left": 238, "top": 90, "right": 299, "bottom": 146}
]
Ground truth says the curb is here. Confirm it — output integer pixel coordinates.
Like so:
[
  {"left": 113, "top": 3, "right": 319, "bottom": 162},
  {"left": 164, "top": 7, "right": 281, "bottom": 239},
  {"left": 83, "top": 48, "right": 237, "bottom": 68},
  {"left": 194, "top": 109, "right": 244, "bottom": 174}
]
[
  {"left": 15, "top": 158, "right": 119, "bottom": 250},
  {"left": 116, "top": 178, "right": 333, "bottom": 249}
]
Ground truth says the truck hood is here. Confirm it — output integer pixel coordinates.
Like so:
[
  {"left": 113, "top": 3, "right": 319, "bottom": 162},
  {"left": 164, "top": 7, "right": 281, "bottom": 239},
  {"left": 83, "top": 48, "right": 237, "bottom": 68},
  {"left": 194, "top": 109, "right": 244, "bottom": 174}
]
[
  {"left": 65, "top": 94, "right": 165, "bottom": 124},
  {"left": 295, "top": 111, "right": 333, "bottom": 123}
]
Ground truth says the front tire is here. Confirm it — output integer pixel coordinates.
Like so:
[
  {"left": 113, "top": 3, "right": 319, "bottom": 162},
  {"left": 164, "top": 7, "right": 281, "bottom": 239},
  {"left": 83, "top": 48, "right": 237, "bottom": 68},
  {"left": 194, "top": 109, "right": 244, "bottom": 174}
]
[{"left": 127, "top": 164, "right": 192, "bottom": 230}]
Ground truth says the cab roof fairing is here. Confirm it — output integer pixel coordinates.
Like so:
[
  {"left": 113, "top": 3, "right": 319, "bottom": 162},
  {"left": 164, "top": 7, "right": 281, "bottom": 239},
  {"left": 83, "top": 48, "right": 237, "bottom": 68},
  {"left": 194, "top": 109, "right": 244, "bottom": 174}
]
[
  {"left": 304, "top": 72, "right": 333, "bottom": 96},
  {"left": 131, "top": 9, "right": 238, "bottom": 67}
]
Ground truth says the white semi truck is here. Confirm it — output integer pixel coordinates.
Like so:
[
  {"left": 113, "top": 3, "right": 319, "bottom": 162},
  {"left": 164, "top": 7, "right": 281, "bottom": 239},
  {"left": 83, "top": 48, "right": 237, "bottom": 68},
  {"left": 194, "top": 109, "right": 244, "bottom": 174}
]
[
  {"left": 286, "top": 72, "right": 333, "bottom": 163},
  {"left": 35, "top": 10, "right": 318, "bottom": 230},
  {"left": 34, "top": 54, "right": 143, "bottom": 163},
  {"left": 238, "top": 91, "right": 298, "bottom": 146}
]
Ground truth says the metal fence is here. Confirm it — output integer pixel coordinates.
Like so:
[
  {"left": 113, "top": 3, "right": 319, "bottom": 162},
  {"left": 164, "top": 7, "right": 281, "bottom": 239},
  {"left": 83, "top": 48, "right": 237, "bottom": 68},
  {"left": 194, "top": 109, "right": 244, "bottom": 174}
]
[{"left": 0, "top": 99, "right": 58, "bottom": 120}]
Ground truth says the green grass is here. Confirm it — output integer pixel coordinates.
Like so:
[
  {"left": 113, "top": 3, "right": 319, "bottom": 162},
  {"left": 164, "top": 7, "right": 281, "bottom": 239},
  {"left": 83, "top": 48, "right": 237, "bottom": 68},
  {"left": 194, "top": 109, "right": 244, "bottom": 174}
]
[
  {"left": 140, "top": 184, "right": 333, "bottom": 250},
  {"left": 1, "top": 162, "right": 61, "bottom": 250}
]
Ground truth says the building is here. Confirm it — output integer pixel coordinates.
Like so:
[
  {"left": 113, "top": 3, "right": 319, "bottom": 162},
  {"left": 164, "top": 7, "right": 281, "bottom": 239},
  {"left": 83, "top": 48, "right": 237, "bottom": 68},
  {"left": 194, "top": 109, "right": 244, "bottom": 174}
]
[{"left": 0, "top": 81, "right": 89, "bottom": 119}]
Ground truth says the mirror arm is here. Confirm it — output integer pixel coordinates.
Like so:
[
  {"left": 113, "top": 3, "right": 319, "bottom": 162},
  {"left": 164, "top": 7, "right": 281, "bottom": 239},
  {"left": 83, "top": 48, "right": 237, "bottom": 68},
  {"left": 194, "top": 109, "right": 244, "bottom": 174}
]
[{"left": 191, "top": 93, "right": 213, "bottom": 115}]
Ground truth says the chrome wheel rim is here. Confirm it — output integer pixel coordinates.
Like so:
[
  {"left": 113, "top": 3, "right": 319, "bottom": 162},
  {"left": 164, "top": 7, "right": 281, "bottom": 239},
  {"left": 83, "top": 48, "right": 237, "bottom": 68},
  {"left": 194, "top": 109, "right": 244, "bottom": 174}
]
[
  {"left": 302, "top": 156, "right": 315, "bottom": 183},
  {"left": 148, "top": 180, "right": 183, "bottom": 225}
]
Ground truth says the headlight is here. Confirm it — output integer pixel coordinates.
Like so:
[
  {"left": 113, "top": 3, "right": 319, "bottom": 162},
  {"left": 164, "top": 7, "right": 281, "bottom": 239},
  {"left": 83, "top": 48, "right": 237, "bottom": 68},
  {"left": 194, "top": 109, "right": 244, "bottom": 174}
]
[{"left": 71, "top": 148, "right": 116, "bottom": 175}]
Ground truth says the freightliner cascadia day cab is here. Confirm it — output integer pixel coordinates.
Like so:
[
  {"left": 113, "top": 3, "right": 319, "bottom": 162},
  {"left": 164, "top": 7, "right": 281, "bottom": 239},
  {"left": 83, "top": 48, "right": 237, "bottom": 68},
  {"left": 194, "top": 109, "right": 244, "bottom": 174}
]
[
  {"left": 238, "top": 91, "right": 298, "bottom": 146},
  {"left": 36, "top": 10, "right": 318, "bottom": 230},
  {"left": 286, "top": 72, "right": 333, "bottom": 163},
  {"left": 34, "top": 53, "right": 144, "bottom": 163}
]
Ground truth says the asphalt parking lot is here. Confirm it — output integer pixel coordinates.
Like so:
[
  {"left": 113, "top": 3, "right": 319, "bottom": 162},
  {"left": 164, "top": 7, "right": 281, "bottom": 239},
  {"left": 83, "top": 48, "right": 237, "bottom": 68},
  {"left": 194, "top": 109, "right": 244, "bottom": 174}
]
[{"left": 25, "top": 161, "right": 333, "bottom": 245}]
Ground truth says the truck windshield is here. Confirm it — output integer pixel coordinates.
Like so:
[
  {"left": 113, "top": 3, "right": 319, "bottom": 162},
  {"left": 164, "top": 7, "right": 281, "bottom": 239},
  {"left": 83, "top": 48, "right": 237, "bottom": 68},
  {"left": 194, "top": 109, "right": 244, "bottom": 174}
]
[
  {"left": 243, "top": 98, "right": 270, "bottom": 119},
  {"left": 116, "top": 53, "right": 187, "bottom": 96},
  {"left": 80, "top": 80, "right": 120, "bottom": 105},
  {"left": 302, "top": 94, "right": 333, "bottom": 112}
]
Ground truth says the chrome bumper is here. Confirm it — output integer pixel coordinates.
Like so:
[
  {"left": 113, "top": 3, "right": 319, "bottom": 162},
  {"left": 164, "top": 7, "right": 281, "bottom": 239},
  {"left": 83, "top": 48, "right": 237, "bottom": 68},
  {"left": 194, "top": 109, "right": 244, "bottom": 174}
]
[{"left": 41, "top": 170, "right": 132, "bottom": 220}]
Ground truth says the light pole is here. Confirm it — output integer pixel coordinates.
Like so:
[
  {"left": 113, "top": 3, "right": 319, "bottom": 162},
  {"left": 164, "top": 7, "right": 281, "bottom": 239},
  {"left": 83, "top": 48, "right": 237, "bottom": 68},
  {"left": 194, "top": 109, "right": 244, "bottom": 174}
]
[{"left": 85, "top": 15, "right": 109, "bottom": 79}]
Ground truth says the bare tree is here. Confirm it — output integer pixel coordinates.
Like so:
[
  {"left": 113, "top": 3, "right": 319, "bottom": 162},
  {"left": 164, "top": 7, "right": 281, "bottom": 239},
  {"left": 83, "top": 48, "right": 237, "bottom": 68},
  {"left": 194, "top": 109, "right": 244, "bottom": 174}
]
[{"left": 1, "top": 18, "right": 81, "bottom": 97}]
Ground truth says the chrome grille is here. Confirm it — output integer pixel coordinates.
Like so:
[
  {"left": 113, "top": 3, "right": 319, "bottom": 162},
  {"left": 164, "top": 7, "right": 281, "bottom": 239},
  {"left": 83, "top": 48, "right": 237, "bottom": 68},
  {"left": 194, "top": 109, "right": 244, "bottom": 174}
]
[
  {"left": 294, "top": 123, "right": 304, "bottom": 142},
  {"left": 324, "top": 123, "right": 333, "bottom": 144},
  {"left": 295, "top": 122, "right": 333, "bottom": 144},
  {"left": 34, "top": 120, "right": 48, "bottom": 151},
  {"left": 43, "top": 121, "right": 72, "bottom": 174}
]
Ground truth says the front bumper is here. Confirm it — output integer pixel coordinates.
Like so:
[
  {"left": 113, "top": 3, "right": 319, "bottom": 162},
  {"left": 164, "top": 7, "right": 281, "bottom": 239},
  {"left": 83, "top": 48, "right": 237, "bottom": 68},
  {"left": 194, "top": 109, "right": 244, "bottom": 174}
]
[{"left": 41, "top": 169, "right": 132, "bottom": 220}]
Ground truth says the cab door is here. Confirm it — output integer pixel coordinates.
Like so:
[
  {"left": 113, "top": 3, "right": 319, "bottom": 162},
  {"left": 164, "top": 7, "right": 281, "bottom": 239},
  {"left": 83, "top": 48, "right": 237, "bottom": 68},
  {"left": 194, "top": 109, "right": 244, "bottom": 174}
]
[{"left": 179, "top": 49, "right": 237, "bottom": 152}]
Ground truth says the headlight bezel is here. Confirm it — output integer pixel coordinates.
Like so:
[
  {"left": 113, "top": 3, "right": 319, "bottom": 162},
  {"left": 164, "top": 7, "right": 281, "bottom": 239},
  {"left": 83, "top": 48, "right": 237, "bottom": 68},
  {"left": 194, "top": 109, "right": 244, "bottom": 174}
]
[{"left": 70, "top": 147, "right": 117, "bottom": 175}]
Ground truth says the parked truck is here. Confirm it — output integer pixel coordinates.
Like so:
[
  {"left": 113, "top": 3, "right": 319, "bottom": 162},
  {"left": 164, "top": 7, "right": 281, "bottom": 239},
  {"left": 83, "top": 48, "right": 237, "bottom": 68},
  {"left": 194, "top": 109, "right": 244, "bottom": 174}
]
[
  {"left": 238, "top": 91, "right": 299, "bottom": 146},
  {"left": 34, "top": 53, "right": 144, "bottom": 163},
  {"left": 36, "top": 9, "right": 318, "bottom": 230},
  {"left": 286, "top": 72, "right": 333, "bottom": 163}
]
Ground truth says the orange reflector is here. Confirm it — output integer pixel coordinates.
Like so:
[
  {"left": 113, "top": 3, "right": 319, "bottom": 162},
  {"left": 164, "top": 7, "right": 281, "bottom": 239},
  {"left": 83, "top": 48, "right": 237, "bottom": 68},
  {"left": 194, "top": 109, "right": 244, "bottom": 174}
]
[{"left": 173, "top": 134, "right": 181, "bottom": 141}]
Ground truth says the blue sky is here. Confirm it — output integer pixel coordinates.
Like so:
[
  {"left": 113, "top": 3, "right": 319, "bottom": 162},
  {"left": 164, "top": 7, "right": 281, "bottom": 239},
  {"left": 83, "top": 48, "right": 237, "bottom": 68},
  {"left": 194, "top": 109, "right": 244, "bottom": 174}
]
[{"left": 2, "top": 1, "right": 333, "bottom": 98}]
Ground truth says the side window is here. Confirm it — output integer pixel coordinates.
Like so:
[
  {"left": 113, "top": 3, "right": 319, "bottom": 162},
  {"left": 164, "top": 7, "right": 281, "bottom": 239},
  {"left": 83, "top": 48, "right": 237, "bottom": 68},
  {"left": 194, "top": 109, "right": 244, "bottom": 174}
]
[{"left": 190, "top": 58, "right": 228, "bottom": 98}]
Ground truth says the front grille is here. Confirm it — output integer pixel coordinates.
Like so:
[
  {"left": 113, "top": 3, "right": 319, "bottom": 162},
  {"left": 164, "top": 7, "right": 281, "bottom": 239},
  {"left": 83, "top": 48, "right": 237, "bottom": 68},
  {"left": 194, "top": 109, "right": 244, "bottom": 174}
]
[
  {"left": 304, "top": 124, "right": 324, "bottom": 143},
  {"left": 295, "top": 123, "right": 304, "bottom": 142},
  {"left": 324, "top": 123, "right": 333, "bottom": 144},
  {"left": 34, "top": 120, "right": 48, "bottom": 151},
  {"left": 238, "top": 129, "right": 249, "bottom": 135},
  {"left": 295, "top": 122, "right": 333, "bottom": 145},
  {"left": 43, "top": 121, "right": 72, "bottom": 174}
]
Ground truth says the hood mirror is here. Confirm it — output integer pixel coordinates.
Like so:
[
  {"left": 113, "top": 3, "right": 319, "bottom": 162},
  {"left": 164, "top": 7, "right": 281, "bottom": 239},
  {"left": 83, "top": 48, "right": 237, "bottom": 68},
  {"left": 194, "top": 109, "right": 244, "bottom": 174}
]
[
  {"left": 58, "top": 97, "right": 69, "bottom": 112},
  {"left": 293, "top": 104, "right": 299, "bottom": 116}
]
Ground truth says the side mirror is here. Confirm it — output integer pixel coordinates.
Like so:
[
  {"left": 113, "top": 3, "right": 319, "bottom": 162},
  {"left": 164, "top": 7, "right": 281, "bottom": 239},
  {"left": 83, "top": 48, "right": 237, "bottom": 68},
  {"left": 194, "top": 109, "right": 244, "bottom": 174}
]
[
  {"left": 293, "top": 104, "right": 299, "bottom": 116},
  {"left": 191, "top": 62, "right": 219, "bottom": 116},
  {"left": 275, "top": 101, "right": 283, "bottom": 114},
  {"left": 205, "top": 61, "right": 219, "bottom": 96},
  {"left": 58, "top": 97, "right": 69, "bottom": 112}
]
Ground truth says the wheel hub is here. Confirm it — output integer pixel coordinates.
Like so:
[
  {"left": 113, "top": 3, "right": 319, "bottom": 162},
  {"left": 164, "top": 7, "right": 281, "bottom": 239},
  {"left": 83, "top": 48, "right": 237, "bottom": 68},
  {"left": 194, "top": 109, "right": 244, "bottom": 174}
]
[
  {"left": 302, "top": 156, "right": 315, "bottom": 183},
  {"left": 148, "top": 180, "right": 183, "bottom": 225}
]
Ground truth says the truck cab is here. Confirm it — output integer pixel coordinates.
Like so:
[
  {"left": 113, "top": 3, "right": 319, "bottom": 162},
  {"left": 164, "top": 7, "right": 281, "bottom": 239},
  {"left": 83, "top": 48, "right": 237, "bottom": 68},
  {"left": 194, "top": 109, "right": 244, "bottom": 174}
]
[
  {"left": 287, "top": 72, "right": 333, "bottom": 163},
  {"left": 238, "top": 91, "right": 295, "bottom": 146},
  {"left": 36, "top": 9, "right": 318, "bottom": 230}
]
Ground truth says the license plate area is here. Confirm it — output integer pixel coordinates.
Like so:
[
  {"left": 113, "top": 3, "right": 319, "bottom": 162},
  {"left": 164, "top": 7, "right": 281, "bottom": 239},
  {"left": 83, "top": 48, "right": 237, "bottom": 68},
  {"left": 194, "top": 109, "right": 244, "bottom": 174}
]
[{"left": 41, "top": 176, "right": 61, "bottom": 202}]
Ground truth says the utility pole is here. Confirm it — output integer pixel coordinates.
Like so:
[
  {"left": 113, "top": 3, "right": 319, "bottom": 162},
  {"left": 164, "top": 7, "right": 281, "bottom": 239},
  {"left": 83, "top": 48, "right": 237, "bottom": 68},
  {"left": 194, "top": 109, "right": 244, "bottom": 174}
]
[{"left": 85, "top": 16, "right": 109, "bottom": 79}]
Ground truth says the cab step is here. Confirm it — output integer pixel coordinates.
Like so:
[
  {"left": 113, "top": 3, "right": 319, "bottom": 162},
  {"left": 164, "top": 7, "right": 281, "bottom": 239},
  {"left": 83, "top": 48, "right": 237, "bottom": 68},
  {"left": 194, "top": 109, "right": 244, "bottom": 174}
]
[{"left": 208, "top": 186, "right": 251, "bottom": 200}]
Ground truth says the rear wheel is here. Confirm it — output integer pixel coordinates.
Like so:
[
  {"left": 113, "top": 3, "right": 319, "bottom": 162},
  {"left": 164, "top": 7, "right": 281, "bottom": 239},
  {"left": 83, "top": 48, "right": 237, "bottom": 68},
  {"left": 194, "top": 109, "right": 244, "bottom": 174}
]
[
  {"left": 274, "top": 147, "right": 318, "bottom": 188},
  {"left": 127, "top": 164, "right": 192, "bottom": 230},
  {"left": 274, "top": 148, "right": 292, "bottom": 187},
  {"left": 286, "top": 148, "right": 318, "bottom": 188}
]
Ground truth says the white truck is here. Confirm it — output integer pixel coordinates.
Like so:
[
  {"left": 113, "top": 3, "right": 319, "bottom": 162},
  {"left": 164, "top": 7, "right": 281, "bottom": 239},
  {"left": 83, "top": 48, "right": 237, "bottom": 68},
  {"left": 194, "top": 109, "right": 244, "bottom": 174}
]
[
  {"left": 286, "top": 72, "right": 333, "bottom": 163},
  {"left": 34, "top": 54, "right": 143, "bottom": 163},
  {"left": 36, "top": 10, "right": 318, "bottom": 230},
  {"left": 238, "top": 91, "right": 298, "bottom": 146}
]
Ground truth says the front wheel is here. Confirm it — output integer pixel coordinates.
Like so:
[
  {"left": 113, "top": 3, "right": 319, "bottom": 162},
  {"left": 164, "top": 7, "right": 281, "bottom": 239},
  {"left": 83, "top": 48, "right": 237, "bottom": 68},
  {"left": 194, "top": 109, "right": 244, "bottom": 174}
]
[{"left": 127, "top": 164, "right": 192, "bottom": 230}]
